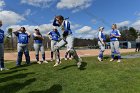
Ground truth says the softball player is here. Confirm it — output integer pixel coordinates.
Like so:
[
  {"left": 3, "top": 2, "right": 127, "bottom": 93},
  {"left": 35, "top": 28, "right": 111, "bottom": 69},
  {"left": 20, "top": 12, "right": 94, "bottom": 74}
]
[
  {"left": 110, "top": 24, "right": 121, "bottom": 62},
  {"left": 47, "top": 27, "right": 61, "bottom": 65},
  {"left": 52, "top": 15, "right": 82, "bottom": 68},
  {"left": 0, "top": 20, "right": 9, "bottom": 71},
  {"left": 33, "top": 29, "right": 48, "bottom": 64},
  {"left": 13, "top": 27, "right": 31, "bottom": 66},
  {"left": 97, "top": 27, "right": 106, "bottom": 62}
]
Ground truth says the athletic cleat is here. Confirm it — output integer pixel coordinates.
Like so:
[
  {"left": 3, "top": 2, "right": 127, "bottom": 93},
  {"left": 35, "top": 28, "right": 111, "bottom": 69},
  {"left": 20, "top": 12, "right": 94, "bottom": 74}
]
[
  {"left": 110, "top": 58, "right": 114, "bottom": 62},
  {"left": 37, "top": 61, "right": 42, "bottom": 64},
  {"left": 53, "top": 63, "right": 59, "bottom": 67},
  {"left": 1, "top": 68, "right": 9, "bottom": 71},
  {"left": 43, "top": 60, "right": 48, "bottom": 63},
  {"left": 69, "top": 58, "right": 72, "bottom": 60},
  {"left": 59, "top": 61, "right": 62, "bottom": 64},
  {"left": 65, "top": 58, "right": 68, "bottom": 60},
  {"left": 50, "top": 59, "right": 53, "bottom": 62},
  {"left": 97, "top": 57, "right": 102, "bottom": 62},
  {"left": 77, "top": 62, "right": 82, "bottom": 68},
  {"left": 117, "top": 59, "right": 121, "bottom": 63}
]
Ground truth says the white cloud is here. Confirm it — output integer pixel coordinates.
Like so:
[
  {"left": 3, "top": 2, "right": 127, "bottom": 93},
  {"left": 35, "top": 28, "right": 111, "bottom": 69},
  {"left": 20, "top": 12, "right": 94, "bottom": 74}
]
[
  {"left": 75, "top": 26, "right": 97, "bottom": 39},
  {"left": 131, "top": 20, "right": 140, "bottom": 30},
  {"left": 21, "top": 0, "right": 54, "bottom": 8},
  {"left": 0, "top": 10, "right": 25, "bottom": 25},
  {"left": 8, "top": 23, "right": 54, "bottom": 35},
  {"left": 76, "top": 34, "right": 94, "bottom": 39},
  {"left": 23, "top": 9, "right": 31, "bottom": 16},
  {"left": 116, "top": 21, "right": 130, "bottom": 28},
  {"left": 70, "top": 23, "right": 81, "bottom": 30},
  {"left": 0, "top": 0, "right": 5, "bottom": 10},
  {"left": 57, "top": 0, "right": 92, "bottom": 12},
  {"left": 76, "top": 26, "right": 92, "bottom": 33}
]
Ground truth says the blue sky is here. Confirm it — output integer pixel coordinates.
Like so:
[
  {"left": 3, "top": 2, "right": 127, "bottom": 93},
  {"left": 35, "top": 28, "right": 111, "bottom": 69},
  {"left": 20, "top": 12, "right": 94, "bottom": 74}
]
[{"left": 0, "top": 0, "right": 140, "bottom": 38}]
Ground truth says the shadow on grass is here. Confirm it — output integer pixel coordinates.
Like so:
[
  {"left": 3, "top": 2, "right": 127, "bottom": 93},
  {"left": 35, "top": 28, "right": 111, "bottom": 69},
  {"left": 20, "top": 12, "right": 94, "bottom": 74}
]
[
  {"left": 29, "top": 84, "right": 62, "bottom": 93},
  {"left": 104, "top": 56, "right": 124, "bottom": 60},
  {"left": 0, "top": 69, "right": 28, "bottom": 75},
  {"left": 58, "top": 62, "right": 87, "bottom": 70},
  {"left": 0, "top": 72, "right": 34, "bottom": 83},
  {"left": 11, "top": 62, "right": 37, "bottom": 70},
  {"left": 79, "top": 62, "right": 87, "bottom": 70},
  {"left": 104, "top": 56, "right": 110, "bottom": 60},
  {"left": 0, "top": 78, "right": 36, "bottom": 93}
]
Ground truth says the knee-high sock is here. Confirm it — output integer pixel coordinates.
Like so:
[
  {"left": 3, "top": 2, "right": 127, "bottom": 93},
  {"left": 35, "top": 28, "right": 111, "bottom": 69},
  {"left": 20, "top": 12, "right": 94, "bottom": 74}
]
[
  {"left": 65, "top": 52, "right": 69, "bottom": 58},
  {"left": 42, "top": 53, "right": 45, "bottom": 61},
  {"left": 36, "top": 54, "right": 39, "bottom": 61},
  {"left": 0, "top": 57, "right": 4, "bottom": 68},
  {"left": 69, "top": 49, "right": 80, "bottom": 63},
  {"left": 99, "top": 50, "right": 104, "bottom": 59},
  {"left": 51, "top": 51, "right": 53, "bottom": 59}
]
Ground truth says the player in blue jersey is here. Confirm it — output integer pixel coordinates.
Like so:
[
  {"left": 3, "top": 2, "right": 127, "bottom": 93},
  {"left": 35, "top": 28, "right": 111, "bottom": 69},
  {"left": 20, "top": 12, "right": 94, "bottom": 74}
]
[
  {"left": 97, "top": 27, "right": 106, "bottom": 62},
  {"left": 13, "top": 27, "right": 31, "bottom": 66},
  {"left": 52, "top": 15, "right": 82, "bottom": 68},
  {"left": 110, "top": 24, "right": 121, "bottom": 62},
  {"left": 0, "top": 20, "right": 9, "bottom": 71},
  {"left": 47, "top": 27, "right": 61, "bottom": 66},
  {"left": 33, "top": 28, "right": 48, "bottom": 64}
]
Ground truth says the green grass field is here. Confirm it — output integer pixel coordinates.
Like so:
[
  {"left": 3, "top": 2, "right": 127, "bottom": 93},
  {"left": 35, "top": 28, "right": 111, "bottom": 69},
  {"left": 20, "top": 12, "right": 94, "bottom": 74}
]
[{"left": 0, "top": 55, "right": 140, "bottom": 93}]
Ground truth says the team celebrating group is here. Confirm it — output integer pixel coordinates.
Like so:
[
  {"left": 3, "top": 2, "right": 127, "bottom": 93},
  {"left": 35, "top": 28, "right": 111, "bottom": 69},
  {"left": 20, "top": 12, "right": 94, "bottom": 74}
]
[{"left": 0, "top": 15, "right": 121, "bottom": 71}]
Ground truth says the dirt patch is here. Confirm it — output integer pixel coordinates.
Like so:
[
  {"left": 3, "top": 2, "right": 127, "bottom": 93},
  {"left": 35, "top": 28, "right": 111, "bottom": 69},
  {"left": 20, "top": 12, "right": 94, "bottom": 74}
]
[{"left": 4, "top": 49, "right": 135, "bottom": 61}]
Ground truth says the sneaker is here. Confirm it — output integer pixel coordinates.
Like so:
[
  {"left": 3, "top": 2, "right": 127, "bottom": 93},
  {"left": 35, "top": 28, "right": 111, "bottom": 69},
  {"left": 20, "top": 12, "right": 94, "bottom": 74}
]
[
  {"left": 69, "top": 58, "right": 72, "bottom": 60},
  {"left": 77, "top": 62, "right": 82, "bottom": 68},
  {"left": 53, "top": 63, "right": 59, "bottom": 67},
  {"left": 97, "top": 57, "right": 102, "bottom": 62},
  {"left": 1, "top": 68, "right": 9, "bottom": 71},
  {"left": 117, "top": 59, "right": 121, "bottom": 63},
  {"left": 50, "top": 59, "right": 53, "bottom": 62},
  {"left": 59, "top": 61, "right": 62, "bottom": 64},
  {"left": 37, "top": 61, "right": 42, "bottom": 64},
  {"left": 65, "top": 58, "right": 68, "bottom": 60},
  {"left": 43, "top": 60, "right": 48, "bottom": 63},
  {"left": 110, "top": 58, "right": 114, "bottom": 62}
]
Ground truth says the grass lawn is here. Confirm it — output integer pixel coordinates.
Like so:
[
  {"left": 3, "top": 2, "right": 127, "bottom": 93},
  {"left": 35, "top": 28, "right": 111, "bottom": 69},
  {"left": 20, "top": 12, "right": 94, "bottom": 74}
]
[{"left": 0, "top": 54, "right": 140, "bottom": 93}]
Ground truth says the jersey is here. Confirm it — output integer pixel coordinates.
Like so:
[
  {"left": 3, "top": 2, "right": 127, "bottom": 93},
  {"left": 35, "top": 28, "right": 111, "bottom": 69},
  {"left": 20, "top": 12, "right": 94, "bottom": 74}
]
[
  {"left": 53, "top": 19, "right": 72, "bottom": 37},
  {"left": 14, "top": 31, "right": 30, "bottom": 44},
  {"left": 0, "top": 29, "right": 4, "bottom": 43},
  {"left": 110, "top": 29, "right": 121, "bottom": 41},
  {"left": 98, "top": 31, "right": 106, "bottom": 42},
  {"left": 33, "top": 33, "right": 43, "bottom": 44},
  {"left": 48, "top": 31, "right": 60, "bottom": 41}
]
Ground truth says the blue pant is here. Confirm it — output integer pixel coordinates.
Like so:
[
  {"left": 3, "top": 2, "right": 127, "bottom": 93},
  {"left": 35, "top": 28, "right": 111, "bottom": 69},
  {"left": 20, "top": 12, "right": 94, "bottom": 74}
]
[
  {"left": 16, "top": 44, "right": 30, "bottom": 66},
  {"left": 0, "top": 43, "right": 4, "bottom": 68}
]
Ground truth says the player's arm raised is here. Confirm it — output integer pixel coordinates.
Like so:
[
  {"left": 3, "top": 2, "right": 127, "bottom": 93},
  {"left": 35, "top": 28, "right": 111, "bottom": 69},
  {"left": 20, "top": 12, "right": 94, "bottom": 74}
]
[{"left": 46, "top": 32, "right": 52, "bottom": 40}]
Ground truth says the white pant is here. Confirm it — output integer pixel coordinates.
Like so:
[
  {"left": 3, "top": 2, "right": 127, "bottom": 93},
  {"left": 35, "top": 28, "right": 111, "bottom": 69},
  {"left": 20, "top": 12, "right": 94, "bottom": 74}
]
[
  {"left": 34, "top": 43, "right": 45, "bottom": 55},
  {"left": 51, "top": 40, "right": 58, "bottom": 52},
  {"left": 54, "top": 35, "right": 80, "bottom": 62}
]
